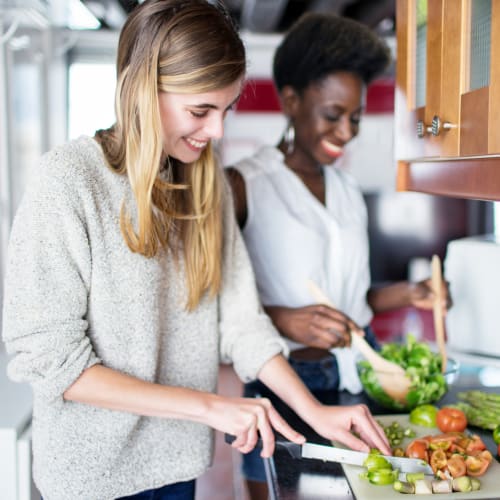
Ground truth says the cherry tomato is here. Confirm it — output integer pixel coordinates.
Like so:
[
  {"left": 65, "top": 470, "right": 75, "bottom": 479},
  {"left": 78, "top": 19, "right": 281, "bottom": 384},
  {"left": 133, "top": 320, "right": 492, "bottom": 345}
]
[
  {"left": 405, "top": 439, "right": 429, "bottom": 461},
  {"left": 446, "top": 454, "right": 466, "bottom": 478},
  {"left": 436, "top": 407, "right": 467, "bottom": 433},
  {"left": 497, "top": 443, "right": 500, "bottom": 456}
]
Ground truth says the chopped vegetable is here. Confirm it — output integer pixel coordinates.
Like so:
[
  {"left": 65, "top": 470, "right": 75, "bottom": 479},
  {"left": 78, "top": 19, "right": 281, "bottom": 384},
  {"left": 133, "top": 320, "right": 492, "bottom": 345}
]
[
  {"left": 378, "top": 420, "right": 416, "bottom": 449},
  {"left": 367, "top": 468, "right": 399, "bottom": 485},
  {"left": 393, "top": 480, "right": 415, "bottom": 494},
  {"left": 405, "top": 472, "right": 424, "bottom": 483},
  {"left": 471, "top": 478, "right": 481, "bottom": 491},
  {"left": 405, "top": 439, "right": 429, "bottom": 462},
  {"left": 431, "top": 479, "right": 452, "bottom": 494},
  {"left": 363, "top": 454, "right": 391, "bottom": 472},
  {"left": 452, "top": 476, "right": 472, "bottom": 492},
  {"left": 413, "top": 478, "right": 433, "bottom": 494}
]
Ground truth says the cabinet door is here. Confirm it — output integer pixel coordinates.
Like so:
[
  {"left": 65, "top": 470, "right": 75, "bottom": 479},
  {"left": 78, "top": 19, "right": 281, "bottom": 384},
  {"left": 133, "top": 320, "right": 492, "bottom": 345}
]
[
  {"left": 395, "top": 0, "right": 500, "bottom": 200},
  {"left": 395, "top": 0, "right": 463, "bottom": 159}
]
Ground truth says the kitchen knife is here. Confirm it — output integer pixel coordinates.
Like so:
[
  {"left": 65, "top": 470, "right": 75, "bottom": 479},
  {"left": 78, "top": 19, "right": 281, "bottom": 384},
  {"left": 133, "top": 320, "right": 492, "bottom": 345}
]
[{"left": 224, "top": 434, "right": 433, "bottom": 474}]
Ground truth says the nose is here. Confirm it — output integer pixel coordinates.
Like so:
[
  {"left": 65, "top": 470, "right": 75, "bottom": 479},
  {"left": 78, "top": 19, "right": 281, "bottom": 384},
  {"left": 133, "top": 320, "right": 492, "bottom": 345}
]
[
  {"left": 204, "top": 113, "right": 225, "bottom": 140},
  {"left": 335, "top": 115, "right": 356, "bottom": 143}
]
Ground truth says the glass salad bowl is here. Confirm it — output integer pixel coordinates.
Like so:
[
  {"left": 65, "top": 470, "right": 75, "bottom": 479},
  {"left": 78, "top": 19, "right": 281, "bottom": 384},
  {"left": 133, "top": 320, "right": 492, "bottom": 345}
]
[{"left": 356, "top": 336, "right": 460, "bottom": 411}]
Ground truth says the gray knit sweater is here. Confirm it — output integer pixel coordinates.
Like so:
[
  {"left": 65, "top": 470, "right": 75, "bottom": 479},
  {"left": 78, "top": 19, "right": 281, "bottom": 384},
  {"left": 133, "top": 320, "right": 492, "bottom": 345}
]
[{"left": 2, "top": 136, "right": 286, "bottom": 500}]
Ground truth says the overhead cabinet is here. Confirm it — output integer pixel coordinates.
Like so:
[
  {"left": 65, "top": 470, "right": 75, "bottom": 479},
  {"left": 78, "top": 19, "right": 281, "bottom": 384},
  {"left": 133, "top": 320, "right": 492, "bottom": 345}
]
[{"left": 395, "top": 0, "right": 500, "bottom": 200}]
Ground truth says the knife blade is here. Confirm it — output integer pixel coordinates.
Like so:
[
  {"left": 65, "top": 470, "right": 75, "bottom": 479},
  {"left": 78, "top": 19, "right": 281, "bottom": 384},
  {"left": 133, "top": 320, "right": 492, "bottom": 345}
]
[
  {"left": 224, "top": 434, "right": 433, "bottom": 474},
  {"left": 301, "top": 442, "right": 433, "bottom": 474}
]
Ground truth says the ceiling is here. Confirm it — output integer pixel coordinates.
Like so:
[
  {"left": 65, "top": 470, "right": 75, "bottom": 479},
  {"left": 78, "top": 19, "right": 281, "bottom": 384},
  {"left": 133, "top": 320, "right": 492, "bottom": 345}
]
[{"left": 81, "top": 0, "right": 396, "bottom": 34}]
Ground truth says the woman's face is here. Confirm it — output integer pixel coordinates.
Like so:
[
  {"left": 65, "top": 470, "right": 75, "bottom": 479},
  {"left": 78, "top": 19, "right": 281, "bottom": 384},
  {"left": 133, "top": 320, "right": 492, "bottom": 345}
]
[
  {"left": 158, "top": 79, "right": 242, "bottom": 163},
  {"left": 288, "top": 71, "right": 364, "bottom": 167}
]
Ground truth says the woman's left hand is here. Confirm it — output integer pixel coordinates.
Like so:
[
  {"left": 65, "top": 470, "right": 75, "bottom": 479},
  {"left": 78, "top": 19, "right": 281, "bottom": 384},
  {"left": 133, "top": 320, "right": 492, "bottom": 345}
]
[
  {"left": 410, "top": 278, "right": 452, "bottom": 314},
  {"left": 306, "top": 403, "right": 391, "bottom": 455}
]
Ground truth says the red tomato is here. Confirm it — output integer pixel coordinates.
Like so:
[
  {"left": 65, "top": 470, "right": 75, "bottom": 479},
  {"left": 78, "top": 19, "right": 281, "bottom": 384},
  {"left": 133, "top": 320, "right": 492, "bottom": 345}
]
[
  {"left": 497, "top": 443, "right": 500, "bottom": 456},
  {"left": 405, "top": 439, "right": 429, "bottom": 462},
  {"left": 446, "top": 454, "right": 466, "bottom": 478},
  {"left": 465, "top": 454, "right": 490, "bottom": 476},
  {"left": 430, "top": 449, "right": 448, "bottom": 474},
  {"left": 436, "top": 407, "right": 467, "bottom": 433},
  {"left": 465, "top": 434, "right": 487, "bottom": 453}
]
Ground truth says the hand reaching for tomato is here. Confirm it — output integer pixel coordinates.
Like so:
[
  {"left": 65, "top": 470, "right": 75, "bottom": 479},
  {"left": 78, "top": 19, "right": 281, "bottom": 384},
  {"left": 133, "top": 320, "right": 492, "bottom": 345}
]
[{"left": 436, "top": 407, "right": 468, "bottom": 433}]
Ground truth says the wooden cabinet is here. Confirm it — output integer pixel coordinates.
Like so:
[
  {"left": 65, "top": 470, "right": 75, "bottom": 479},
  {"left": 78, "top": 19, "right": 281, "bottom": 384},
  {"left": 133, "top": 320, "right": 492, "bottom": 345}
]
[{"left": 395, "top": 0, "right": 500, "bottom": 200}]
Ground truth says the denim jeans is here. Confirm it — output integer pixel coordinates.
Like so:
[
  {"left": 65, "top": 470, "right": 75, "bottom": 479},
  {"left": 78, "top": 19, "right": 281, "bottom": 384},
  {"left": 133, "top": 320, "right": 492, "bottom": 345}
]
[
  {"left": 117, "top": 480, "right": 196, "bottom": 500},
  {"left": 43, "top": 481, "right": 196, "bottom": 500},
  {"left": 241, "top": 325, "right": 379, "bottom": 482}
]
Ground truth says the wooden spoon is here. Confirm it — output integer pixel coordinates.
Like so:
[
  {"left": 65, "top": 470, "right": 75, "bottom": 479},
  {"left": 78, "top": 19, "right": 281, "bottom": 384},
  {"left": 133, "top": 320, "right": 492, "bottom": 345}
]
[
  {"left": 431, "top": 254, "right": 448, "bottom": 373},
  {"left": 306, "top": 280, "right": 411, "bottom": 404}
]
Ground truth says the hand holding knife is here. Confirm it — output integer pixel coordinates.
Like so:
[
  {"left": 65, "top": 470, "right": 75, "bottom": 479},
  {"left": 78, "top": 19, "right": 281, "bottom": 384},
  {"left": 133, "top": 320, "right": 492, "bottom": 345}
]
[{"left": 225, "top": 434, "right": 433, "bottom": 475}]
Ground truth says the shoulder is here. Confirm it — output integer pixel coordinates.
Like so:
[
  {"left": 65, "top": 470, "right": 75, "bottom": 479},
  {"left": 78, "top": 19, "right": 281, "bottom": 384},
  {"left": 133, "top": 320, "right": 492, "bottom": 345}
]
[
  {"left": 38, "top": 136, "right": 106, "bottom": 185},
  {"left": 229, "top": 145, "right": 282, "bottom": 178},
  {"left": 30, "top": 136, "right": 121, "bottom": 204}
]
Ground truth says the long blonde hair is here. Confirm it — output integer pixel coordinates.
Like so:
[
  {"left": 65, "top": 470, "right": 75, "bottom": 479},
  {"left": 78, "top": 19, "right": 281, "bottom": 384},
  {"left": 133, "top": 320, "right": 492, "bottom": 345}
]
[{"left": 96, "top": 0, "right": 246, "bottom": 310}]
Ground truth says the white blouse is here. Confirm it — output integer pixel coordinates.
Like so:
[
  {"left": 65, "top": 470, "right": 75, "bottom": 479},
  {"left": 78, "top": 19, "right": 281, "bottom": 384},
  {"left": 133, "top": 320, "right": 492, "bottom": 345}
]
[{"left": 232, "top": 146, "right": 373, "bottom": 392}]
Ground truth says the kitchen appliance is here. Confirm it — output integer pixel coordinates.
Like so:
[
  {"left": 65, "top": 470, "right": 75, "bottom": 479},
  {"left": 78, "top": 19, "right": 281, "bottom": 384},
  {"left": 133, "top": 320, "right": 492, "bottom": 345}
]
[{"left": 444, "top": 234, "right": 500, "bottom": 359}]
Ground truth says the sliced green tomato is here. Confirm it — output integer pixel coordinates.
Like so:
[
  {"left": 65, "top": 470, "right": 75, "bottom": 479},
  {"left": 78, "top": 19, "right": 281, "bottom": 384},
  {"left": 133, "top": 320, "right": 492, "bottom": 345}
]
[
  {"left": 493, "top": 424, "right": 500, "bottom": 444},
  {"left": 409, "top": 404, "right": 439, "bottom": 427},
  {"left": 363, "top": 454, "right": 391, "bottom": 471},
  {"left": 367, "top": 468, "right": 399, "bottom": 485}
]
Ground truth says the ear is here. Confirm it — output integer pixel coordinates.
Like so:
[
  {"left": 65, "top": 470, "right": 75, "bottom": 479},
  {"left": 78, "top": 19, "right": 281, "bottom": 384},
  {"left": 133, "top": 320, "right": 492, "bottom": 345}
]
[{"left": 279, "top": 85, "right": 300, "bottom": 118}]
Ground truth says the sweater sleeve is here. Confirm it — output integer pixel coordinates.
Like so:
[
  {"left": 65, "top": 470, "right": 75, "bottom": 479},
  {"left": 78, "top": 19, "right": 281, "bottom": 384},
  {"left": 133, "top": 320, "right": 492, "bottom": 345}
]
[
  {"left": 218, "top": 178, "right": 288, "bottom": 382},
  {"left": 2, "top": 155, "right": 100, "bottom": 403}
]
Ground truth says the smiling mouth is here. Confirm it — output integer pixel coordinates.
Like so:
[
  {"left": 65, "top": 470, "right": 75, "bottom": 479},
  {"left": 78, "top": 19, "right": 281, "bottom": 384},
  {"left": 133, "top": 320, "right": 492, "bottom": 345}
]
[
  {"left": 185, "top": 137, "right": 208, "bottom": 150},
  {"left": 321, "top": 139, "right": 343, "bottom": 158}
]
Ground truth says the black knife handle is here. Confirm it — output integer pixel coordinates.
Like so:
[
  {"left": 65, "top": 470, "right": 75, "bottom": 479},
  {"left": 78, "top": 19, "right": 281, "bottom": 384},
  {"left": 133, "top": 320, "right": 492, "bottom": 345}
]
[{"left": 224, "top": 433, "right": 302, "bottom": 459}]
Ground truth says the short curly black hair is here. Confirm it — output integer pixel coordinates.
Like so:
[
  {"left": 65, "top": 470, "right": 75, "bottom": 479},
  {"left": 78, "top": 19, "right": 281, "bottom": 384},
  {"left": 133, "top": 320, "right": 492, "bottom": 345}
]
[{"left": 273, "top": 12, "right": 391, "bottom": 93}]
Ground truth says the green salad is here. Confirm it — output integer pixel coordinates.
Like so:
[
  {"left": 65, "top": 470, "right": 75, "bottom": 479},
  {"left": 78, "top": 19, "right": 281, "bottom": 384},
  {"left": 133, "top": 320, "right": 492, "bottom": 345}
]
[{"left": 357, "top": 335, "right": 448, "bottom": 411}]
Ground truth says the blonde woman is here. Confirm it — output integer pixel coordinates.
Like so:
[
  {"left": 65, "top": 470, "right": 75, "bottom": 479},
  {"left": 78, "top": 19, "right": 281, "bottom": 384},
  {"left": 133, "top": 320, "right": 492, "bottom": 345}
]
[{"left": 2, "top": 2, "right": 389, "bottom": 499}]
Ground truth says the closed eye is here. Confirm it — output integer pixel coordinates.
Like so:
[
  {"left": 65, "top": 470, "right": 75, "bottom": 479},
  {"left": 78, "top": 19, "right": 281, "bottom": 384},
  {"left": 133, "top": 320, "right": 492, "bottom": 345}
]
[{"left": 189, "top": 109, "right": 209, "bottom": 118}]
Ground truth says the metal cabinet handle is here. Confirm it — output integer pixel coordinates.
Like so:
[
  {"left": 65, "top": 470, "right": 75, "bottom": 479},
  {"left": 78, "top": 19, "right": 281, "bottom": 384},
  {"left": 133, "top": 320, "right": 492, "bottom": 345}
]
[
  {"left": 431, "top": 115, "right": 456, "bottom": 136},
  {"left": 416, "top": 119, "right": 433, "bottom": 138}
]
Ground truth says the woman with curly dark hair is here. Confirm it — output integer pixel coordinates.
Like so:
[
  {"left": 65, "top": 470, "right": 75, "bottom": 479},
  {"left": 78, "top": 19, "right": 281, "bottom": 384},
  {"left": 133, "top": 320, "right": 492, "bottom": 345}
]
[{"left": 227, "top": 12, "right": 449, "bottom": 499}]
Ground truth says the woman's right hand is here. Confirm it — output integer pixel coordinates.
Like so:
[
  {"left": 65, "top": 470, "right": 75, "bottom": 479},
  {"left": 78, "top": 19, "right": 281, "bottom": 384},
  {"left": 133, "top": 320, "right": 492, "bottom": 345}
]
[
  {"left": 264, "top": 305, "right": 359, "bottom": 349},
  {"left": 203, "top": 394, "right": 305, "bottom": 458}
]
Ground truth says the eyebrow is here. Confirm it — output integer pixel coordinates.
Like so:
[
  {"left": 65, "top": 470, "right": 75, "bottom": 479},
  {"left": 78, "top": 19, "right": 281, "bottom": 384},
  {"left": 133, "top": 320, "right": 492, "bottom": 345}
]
[{"left": 190, "top": 94, "right": 241, "bottom": 112}]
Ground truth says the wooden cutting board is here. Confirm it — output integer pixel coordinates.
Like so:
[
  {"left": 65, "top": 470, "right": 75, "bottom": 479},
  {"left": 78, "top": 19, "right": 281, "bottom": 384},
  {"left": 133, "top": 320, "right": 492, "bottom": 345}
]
[{"left": 342, "top": 414, "right": 500, "bottom": 500}]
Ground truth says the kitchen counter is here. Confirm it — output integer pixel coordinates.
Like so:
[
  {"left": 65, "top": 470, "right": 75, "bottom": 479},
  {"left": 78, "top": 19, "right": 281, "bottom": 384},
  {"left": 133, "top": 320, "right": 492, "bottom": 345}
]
[{"left": 252, "top": 377, "right": 500, "bottom": 500}]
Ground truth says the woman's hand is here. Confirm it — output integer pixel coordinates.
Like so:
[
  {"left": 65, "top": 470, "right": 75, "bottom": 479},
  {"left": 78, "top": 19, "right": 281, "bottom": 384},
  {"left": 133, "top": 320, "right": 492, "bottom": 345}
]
[
  {"left": 306, "top": 403, "right": 391, "bottom": 455},
  {"left": 410, "top": 278, "right": 452, "bottom": 314},
  {"left": 265, "top": 305, "right": 359, "bottom": 349},
  {"left": 203, "top": 394, "right": 305, "bottom": 458}
]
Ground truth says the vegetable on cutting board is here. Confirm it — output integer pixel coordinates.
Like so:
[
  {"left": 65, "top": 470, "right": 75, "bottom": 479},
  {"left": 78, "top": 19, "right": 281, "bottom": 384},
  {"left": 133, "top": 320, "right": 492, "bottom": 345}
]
[
  {"left": 436, "top": 407, "right": 467, "bottom": 433},
  {"left": 454, "top": 390, "right": 500, "bottom": 430},
  {"left": 409, "top": 404, "right": 439, "bottom": 428},
  {"left": 404, "top": 432, "right": 493, "bottom": 478}
]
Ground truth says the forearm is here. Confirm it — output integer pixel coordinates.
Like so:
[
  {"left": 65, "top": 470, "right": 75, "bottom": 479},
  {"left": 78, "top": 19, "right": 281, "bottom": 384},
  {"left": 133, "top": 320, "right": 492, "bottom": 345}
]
[
  {"left": 367, "top": 281, "right": 414, "bottom": 313},
  {"left": 257, "top": 354, "right": 322, "bottom": 420},
  {"left": 63, "top": 364, "right": 213, "bottom": 423}
]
